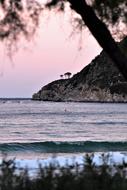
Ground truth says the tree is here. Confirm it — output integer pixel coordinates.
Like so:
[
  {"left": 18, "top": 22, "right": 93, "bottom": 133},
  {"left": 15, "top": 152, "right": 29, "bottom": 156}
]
[
  {"left": 64, "top": 72, "right": 72, "bottom": 79},
  {"left": 60, "top": 74, "right": 63, "bottom": 79},
  {"left": 46, "top": 0, "right": 127, "bottom": 80},
  {"left": 0, "top": 0, "right": 127, "bottom": 80}
]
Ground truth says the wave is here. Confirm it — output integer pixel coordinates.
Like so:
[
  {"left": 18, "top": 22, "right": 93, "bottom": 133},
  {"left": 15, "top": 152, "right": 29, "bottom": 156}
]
[{"left": 0, "top": 141, "right": 127, "bottom": 153}]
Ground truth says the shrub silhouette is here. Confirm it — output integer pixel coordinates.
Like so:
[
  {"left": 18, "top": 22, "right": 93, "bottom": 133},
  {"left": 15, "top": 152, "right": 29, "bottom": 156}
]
[
  {"left": 64, "top": 72, "right": 72, "bottom": 79},
  {"left": 0, "top": 154, "right": 127, "bottom": 190}
]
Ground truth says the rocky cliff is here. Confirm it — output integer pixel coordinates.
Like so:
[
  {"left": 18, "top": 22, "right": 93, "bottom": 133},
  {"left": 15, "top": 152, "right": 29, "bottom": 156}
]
[{"left": 32, "top": 38, "right": 127, "bottom": 102}]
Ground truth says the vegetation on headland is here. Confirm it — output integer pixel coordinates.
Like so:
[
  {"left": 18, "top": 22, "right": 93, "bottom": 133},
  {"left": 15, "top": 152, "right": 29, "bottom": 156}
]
[
  {"left": 0, "top": 154, "right": 127, "bottom": 190},
  {"left": 32, "top": 37, "right": 127, "bottom": 102},
  {"left": 60, "top": 72, "right": 72, "bottom": 79}
]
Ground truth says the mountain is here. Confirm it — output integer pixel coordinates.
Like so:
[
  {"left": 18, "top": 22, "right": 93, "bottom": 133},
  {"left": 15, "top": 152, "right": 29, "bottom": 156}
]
[{"left": 32, "top": 38, "right": 127, "bottom": 102}]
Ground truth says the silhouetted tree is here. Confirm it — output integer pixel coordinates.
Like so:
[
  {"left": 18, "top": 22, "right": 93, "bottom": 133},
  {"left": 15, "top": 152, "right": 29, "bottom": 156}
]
[
  {"left": 0, "top": 1, "right": 127, "bottom": 79},
  {"left": 64, "top": 72, "right": 72, "bottom": 79},
  {"left": 60, "top": 74, "right": 63, "bottom": 79},
  {"left": 46, "top": 0, "right": 127, "bottom": 80}
]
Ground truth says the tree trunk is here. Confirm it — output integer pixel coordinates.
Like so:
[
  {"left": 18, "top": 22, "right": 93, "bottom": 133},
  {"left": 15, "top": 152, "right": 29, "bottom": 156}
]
[{"left": 68, "top": 0, "right": 127, "bottom": 80}]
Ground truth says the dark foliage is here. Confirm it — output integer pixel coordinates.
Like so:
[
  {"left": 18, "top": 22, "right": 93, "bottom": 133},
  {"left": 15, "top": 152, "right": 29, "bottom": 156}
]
[
  {"left": 46, "top": 0, "right": 127, "bottom": 39},
  {"left": 0, "top": 0, "right": 42, "bottom": 55},
  {"left": 0, "top": 154, "right": 127, "bottom": 190},
  {"left": 0, "top": 0, "right": 127, "bottom": 47}
]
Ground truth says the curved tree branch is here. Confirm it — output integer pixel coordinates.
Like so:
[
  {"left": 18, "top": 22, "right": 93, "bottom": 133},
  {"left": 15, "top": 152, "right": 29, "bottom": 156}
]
[{"left": 68, "top": 0, "right": 127, "bottom": 80}]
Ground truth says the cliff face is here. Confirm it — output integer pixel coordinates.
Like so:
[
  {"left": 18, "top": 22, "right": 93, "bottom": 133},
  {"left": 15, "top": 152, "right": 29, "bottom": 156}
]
[{"left": 32, "top": 38, "right": 127, "bottom": 102}]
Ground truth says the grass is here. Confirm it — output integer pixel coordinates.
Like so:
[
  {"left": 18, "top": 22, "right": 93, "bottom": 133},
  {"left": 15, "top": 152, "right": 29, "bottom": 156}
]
[{"left": 0, "top": 154, "right": 127, "bottom": 190}]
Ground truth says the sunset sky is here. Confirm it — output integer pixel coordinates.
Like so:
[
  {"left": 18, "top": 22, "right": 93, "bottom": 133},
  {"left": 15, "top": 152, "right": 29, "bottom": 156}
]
[{"left": 0, "top": 12, "right": 101, "bottom": 98}]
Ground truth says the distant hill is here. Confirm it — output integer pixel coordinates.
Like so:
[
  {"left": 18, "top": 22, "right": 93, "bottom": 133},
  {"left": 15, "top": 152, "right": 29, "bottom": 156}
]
[{"left": 32, "top": 37, "right": 127, "bottom": 102}]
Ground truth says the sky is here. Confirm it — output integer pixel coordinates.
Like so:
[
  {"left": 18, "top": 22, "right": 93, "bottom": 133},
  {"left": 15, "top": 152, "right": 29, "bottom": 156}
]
[{"left": 0, "top": 12, "right": 101, "bottom": 98}]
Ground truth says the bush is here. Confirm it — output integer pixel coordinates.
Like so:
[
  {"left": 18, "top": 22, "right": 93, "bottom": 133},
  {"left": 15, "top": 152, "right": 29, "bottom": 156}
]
[{"left": 0, "top": 154, "right": 127, "bottom": 190}]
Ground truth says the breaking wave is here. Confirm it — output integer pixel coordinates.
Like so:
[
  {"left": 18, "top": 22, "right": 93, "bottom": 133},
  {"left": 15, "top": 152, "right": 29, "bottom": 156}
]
[{"left": 0, "top": 141, "right": 127, "bottom": 153}]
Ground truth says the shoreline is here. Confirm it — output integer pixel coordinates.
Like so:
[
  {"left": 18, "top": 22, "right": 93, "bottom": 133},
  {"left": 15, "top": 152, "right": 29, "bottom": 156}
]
[
  {"left": 0, "top": 151, "right": 127, "bottom": 169},
  {"left": 31, "top": 99, "right": 127, "bottom": 103},
  {"left": 1, "top": 98, "right": 127, "bottom": 104}
]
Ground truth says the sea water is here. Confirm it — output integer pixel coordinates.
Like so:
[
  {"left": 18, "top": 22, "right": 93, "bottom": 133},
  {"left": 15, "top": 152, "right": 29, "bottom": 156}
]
[{"left": 0, "top": 99, "right": 127, "bottom": 168}]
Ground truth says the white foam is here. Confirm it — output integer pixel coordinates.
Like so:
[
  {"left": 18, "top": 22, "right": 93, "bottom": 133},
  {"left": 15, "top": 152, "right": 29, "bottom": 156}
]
[{"left": 13, "top": 152, "right": 127, "bottom": 170}]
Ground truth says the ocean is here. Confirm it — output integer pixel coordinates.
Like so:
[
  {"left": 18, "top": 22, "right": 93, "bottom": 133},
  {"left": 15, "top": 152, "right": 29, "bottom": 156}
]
[{"left": 0, "top": 99, "right": 127, "bottom": 167}]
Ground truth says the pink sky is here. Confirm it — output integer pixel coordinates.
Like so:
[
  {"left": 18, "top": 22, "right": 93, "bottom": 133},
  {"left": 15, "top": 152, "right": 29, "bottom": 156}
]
[{"left": 0, "top": 13, "right": 101, "bottom": 98}]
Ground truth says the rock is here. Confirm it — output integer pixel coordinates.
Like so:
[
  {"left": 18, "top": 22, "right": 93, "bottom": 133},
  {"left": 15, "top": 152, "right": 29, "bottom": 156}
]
[{"left": 32, "top": 38, "right": 127, "bottom": 102}]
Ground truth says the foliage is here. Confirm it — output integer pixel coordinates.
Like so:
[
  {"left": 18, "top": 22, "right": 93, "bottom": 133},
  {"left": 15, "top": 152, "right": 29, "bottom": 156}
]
[
  {"left": 0, "top": 0, "right": 42, "bottom": 55},
  {"left": 46, "top": 0, "right": 127, "bottom": 39},
  {"left": 0, "top": 154, "right": 127, "bottom": 190},
  {"left": 64, "top": 72, "right": 71, "bottom": 79},
  {"left": 92, "top": 0, "right": 127, "bottom": 39},
  {"left": 46, "top": 0, "right": 127, "bottom": 25},
  {"left": 92, "top": 0, "right": 127, "bottom": 25},
  {"left": 0, "top": 0, "right": 127, "bottom": 53}
]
